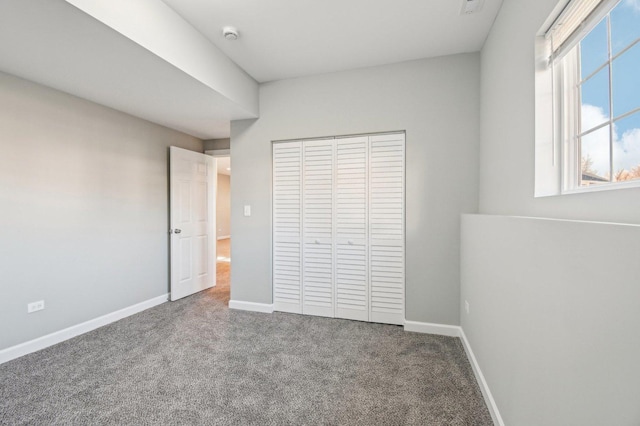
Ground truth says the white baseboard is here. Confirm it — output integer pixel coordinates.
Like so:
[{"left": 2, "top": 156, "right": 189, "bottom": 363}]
[
  {"left": 403, "top": 320, "right": 502, "bottom": 425},
  {"left": 229, "top": 300, "right": 274, "bottom": 313},
  {"left": 216, "top": 235, "right": 230, "bottom": 240},
  {"left": 0, "top": 294, "right": 168, "bottom": 365},
  {"left": 404, "top": 320, "right": 462, "bottom": 337},
  {"left": 459, "top": 328, "right": 504, "bottom": 426}
]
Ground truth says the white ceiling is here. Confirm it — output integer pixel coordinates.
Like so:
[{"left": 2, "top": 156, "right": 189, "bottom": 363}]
[
  {"left": 0, "top": 0, "right": 257, "bottom": 139},
  {"left": 161, "top": 0, "right": 504, "bottom": 83},
  {"left": 0, "top": 0, "right": 503, "bottom": 139}
]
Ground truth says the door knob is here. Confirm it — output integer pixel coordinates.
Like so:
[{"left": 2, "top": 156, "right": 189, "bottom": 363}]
[
  {"left": 174, "top": 229, "right": 182, "bottom": 234},
  {"left": 315, "top": 239, "right": 320, "bottom": 244},
  {"left": 348, "top": 240, "right": 354, "bottom": 245}
]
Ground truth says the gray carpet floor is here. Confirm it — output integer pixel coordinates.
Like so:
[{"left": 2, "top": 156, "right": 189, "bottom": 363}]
[{"left": 0, "top": 289, "right": 493, "bottom": 425}]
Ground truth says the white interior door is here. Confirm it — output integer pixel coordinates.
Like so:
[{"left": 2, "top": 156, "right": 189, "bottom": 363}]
[
  {"left": 273, "top": 141, "right": 303, "bottom": 314},
  {"left": 335, "top": 136, "right": 369, "bottom": 321},
  {"left": 271, "top": 132, "right": 405, "bottom": 326},
  {"left": 170, "top": 146, "right": 216, "bottom": 301},
  {"left": 368, "top": 134, "right": 405, "bottom": 325},
  {"left": 302, "top": 139, "right": 334, "bottom": 317}
]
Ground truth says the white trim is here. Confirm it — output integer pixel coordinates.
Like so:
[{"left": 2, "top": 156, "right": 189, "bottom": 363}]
[
  {"left": 460, "top": 328, "right": 505, "bottom": 426},
  {"left": 562, "top": 177, "right": 640, "bottom": 195},
  {"left": 0, "top": 294, "right": 168, "bottom": 365},
  {"left": 229, "top": 300, "right": 274, "bottom": 313},
  {"left": 205, "top": 149, "right": 230, "bottom": 157},
  {"left": 403, "top": 321, "right": 503, "bottom": 425},
  {"left": 216, "top": 235, "right": 230, "bottom": 240},
  {"left": 403, "top": 320, "right": 461, "bottom": 337}
]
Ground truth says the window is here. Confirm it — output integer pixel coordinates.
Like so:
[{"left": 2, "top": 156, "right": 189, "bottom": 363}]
[{"left": 535, "top": 0, "right": 640, "bottom": 195}]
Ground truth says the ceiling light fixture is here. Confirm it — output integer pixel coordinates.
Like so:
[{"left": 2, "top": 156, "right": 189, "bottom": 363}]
[{"left": 222, "top": 26, "right": 239, "bottom": 41}]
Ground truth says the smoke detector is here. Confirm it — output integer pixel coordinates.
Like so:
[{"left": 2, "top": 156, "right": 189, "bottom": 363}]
[
  {"left": 460, "top": 0, "right": 484, "bottom": 15},
  {"left": 222, "top": 26, "right": 239, "bottom": 41}
]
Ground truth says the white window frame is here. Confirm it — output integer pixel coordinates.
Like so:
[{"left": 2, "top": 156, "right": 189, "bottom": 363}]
[{"left": 535, "top": 0, "right": 640, "bottom": 196}]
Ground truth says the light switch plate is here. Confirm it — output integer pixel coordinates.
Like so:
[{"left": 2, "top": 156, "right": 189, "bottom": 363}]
[{"left": 244, "top": 205, "right": 251, "bottom": 216}]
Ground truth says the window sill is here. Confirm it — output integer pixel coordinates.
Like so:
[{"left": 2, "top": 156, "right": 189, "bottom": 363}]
[{"left": 562, "top": 179, "right": 640, "bottom": 195}]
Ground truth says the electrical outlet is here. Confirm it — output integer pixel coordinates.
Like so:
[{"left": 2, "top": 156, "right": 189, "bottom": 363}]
[
  {"left": 27, "top": 300, "right": 45, "bottom": 313},
  {"left": 465, "top": 300, "right": 470, "bottom": 315}
]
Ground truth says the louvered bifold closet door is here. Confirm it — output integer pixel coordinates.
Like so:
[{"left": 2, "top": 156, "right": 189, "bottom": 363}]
[
  {"left": 334, "top": 137, "right": 368, "bottom": 321},
  {"left": 369, "top": 133, "right": 405, "bottom": 325},
  {"left": 273, "top": 142, "right": 303, "bottom": 314},
  {"left": 302, "top": 140, "right": 335, "bottom": 317}
]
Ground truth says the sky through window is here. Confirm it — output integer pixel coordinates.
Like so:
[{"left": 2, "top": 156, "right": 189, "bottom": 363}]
[{"left": 579, "top": 0, "right": 640, "bottom": 182}]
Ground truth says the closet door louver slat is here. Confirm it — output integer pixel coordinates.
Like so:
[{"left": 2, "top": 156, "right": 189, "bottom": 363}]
[
  {"left": 273, "top": 142, "right": 303, "bottom": 314},
  {"left": 302, "top": 140, "right": 334, "bottom": 317},
  {"left": 369, "top": 134, "right": 405, "bottom": 325},
  {"left": 335, "top": 136, "right": 369, "bottom": 321}
]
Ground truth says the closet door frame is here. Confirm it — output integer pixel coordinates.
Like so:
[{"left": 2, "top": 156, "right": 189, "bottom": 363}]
[{"left": 271, "top": 131, "right": 406, "bottom": 325}]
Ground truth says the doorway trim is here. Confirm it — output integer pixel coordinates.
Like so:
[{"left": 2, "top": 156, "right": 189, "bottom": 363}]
[{"left": 205, "top": 149, "right": 230, "bottom": 157}]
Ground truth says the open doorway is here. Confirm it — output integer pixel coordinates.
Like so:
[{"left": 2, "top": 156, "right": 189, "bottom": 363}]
[{"left": 211, "top": 155, "right": 230, "bottom": 304}]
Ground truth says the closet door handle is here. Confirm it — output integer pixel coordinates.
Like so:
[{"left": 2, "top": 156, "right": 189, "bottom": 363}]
[
  {"left": 314, "top": 239, "right": 320, "bottom": 244},
  {"left": 348, "top": 240, "right": 354, "bottom": 245}
]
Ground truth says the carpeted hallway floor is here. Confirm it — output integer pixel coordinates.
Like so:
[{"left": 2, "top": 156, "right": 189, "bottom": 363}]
[
  {"left": 0, "top": 241, "right": 492, "bottom": 425},
  {"left": 212, "top": 238, "right": 231, "bottom": 305}
]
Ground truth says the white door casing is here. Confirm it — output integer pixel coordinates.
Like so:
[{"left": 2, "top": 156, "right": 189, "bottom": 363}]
[{"left": 170, "top": 146, "right": 216, "bottom": 301}]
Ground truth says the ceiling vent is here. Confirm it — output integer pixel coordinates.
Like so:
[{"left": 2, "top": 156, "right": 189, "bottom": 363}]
[{"left": 461, "top": 0, "right": 484, "bottom": 15}]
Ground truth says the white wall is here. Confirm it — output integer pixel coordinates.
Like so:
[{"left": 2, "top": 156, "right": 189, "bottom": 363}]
[
  {"left": 479, "top": 0, "right": 640, "bottom": 224},
  {"left": 65, "top": 0, "right": 259, "bottom": 117},
  {"left": 230, "top": 54, "right": 481, "bottom": 325},
  {"left": 0, "top": 71, "right": 203, "bottom": 350},
  {"left": 461, "top": 215, "right": 640, "bottom": 425},
  {"left": 216, "top": 174, "right": 231, "bottom": 238},
  {"left": 204, "top": 138, "right": 230, "bottom": 151},
  {"left": 467, "top": 0, "right": 640, "bottom": 423}
]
